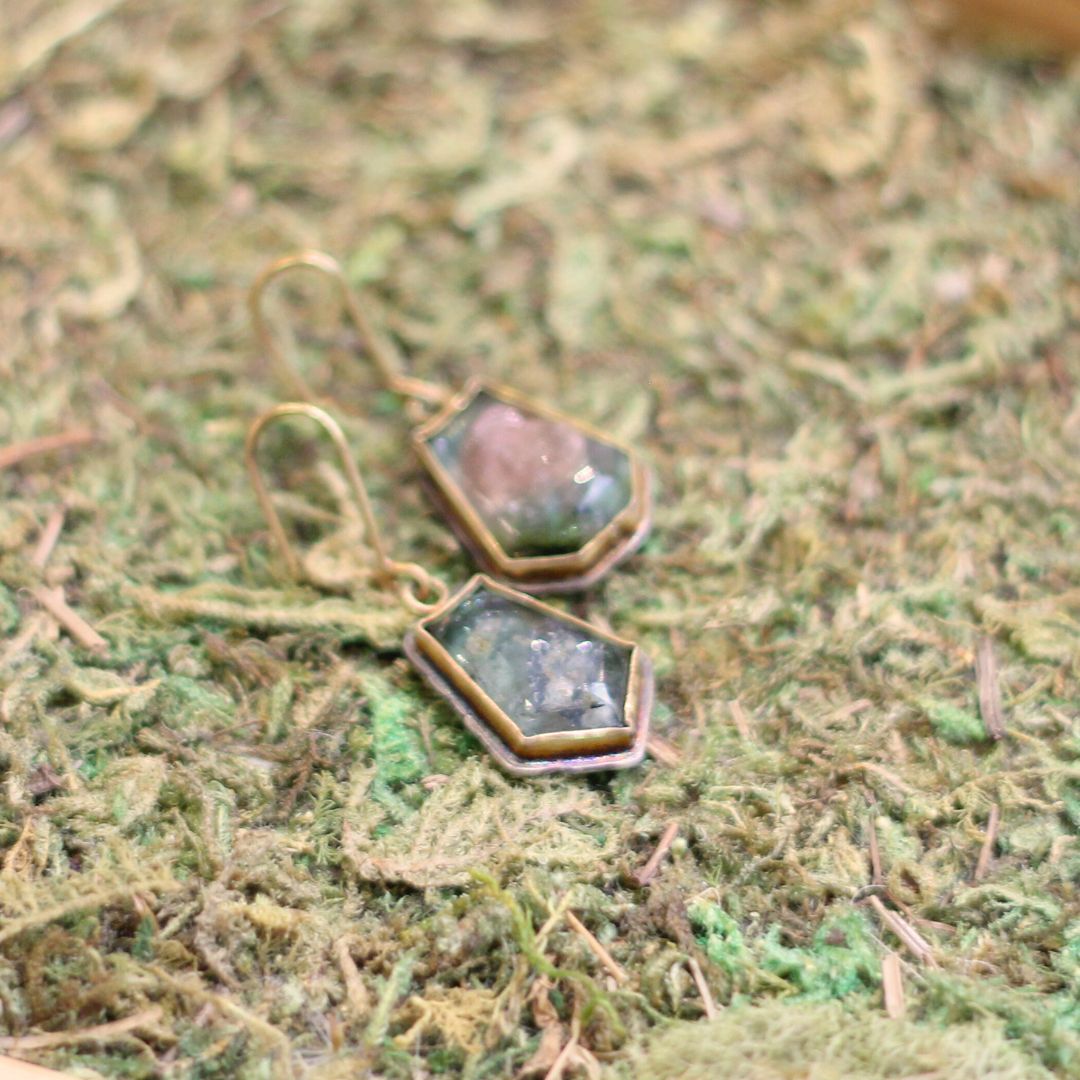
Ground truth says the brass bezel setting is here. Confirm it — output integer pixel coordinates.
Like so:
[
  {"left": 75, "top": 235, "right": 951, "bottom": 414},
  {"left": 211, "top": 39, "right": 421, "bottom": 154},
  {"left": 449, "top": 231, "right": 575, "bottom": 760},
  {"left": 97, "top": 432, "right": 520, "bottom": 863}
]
[
  {"left": 406, "top": 574, "right": 652, "bottom": 776},
  {"left": 412, "top": 380, "right": 651, "bottom": 594}
]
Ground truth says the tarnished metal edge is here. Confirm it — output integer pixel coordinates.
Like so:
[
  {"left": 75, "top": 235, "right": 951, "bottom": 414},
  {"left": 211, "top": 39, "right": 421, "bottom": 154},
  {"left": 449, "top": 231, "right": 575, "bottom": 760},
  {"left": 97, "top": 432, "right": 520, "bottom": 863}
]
[{"left": 404, "top": 631, "right": 653, "bottom": 777}]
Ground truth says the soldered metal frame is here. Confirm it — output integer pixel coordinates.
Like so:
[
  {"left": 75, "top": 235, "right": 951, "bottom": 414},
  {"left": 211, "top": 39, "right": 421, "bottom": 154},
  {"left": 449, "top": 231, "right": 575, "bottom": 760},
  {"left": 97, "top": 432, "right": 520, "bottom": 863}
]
[
  {"left": 404, "top": 574, "right": 652, "bottom": 776},
  {"left": 411, "top": 379, "right": 652, "bottom": 594}
]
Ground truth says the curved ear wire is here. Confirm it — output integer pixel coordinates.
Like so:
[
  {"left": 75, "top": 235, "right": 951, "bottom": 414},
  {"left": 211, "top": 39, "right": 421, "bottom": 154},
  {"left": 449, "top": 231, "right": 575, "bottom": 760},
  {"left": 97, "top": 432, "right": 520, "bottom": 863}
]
[
  {"left": 244, "top": 401, "right": 449, "bottom": 613},
  {"left": 248, "top": 251, "right": 448, "bottom": 414}
]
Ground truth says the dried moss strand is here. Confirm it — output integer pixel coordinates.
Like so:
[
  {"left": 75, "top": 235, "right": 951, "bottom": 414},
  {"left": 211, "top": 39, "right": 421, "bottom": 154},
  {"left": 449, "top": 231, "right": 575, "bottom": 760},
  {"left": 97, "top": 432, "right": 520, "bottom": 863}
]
[
  {"left": 0, "top": 879, "right": 179, "bottom": 949},
  {"left": 0, "top": 1006, "right": 163, "bottom": 1051}
]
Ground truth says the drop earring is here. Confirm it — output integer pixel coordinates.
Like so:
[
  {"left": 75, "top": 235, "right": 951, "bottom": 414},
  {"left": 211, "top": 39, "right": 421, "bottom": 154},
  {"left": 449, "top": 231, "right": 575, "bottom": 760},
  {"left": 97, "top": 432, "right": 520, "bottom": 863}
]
[
  {"left": 245, "top": 402, "right": 654, "bottom": 777},
  {"left": 249, "top": 252, "right": 652, "bottom": 594}
]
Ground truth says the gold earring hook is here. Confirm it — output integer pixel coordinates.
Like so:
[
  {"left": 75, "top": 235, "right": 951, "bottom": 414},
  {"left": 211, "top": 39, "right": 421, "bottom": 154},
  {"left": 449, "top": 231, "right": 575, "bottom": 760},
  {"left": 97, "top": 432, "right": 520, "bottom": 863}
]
[
  {"left": 244, "top": 402, "right": 449, "bottom": 614},
  {"left": 248, "top": 250, "right": 449, "bottom": 416}
]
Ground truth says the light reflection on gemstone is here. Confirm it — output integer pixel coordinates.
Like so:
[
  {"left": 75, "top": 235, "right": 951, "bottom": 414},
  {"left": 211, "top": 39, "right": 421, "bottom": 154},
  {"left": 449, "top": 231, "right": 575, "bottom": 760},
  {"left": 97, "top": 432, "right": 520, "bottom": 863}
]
[
  {"left": 427, "top": 391, "right": 633, "bottom": 558},
  {"left": 427, "top": 584, "right": 632, "bottom": 738}
]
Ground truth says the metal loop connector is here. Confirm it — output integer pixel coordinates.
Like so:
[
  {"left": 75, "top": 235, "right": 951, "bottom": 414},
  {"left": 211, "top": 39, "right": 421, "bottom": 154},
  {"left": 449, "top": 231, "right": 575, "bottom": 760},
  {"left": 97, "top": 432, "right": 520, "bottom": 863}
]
[
  {"left": 248, "top": 250, "right": 449, "bottom": 417},
  {"left": 244, "top": 401, "right": 449, "bottom": 614}
]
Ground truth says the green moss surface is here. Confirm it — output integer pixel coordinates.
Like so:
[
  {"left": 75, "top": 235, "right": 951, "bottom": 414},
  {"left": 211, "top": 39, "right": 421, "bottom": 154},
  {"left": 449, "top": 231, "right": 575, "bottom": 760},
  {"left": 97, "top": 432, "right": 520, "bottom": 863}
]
[{"left": 0, "top": 1, "right": 1077, "bottom": 1076}]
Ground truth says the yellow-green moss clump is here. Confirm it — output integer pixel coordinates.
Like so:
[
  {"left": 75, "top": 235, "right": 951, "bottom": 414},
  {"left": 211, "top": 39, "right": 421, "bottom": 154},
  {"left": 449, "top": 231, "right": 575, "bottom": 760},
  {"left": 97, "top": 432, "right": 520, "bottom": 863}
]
[{"left": 620, "top": 1000, "right": 1055, "bottom": 1080}]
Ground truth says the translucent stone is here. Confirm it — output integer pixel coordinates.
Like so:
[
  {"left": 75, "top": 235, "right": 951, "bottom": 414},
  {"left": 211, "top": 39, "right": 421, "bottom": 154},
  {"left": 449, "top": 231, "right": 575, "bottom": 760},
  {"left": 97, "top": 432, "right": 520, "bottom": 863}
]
[
  {"left": 426, "top": 391, "right": 633, "bottom": 558},
  {"left": 426, "top": 583, "right": 633, "bottom": 738}
]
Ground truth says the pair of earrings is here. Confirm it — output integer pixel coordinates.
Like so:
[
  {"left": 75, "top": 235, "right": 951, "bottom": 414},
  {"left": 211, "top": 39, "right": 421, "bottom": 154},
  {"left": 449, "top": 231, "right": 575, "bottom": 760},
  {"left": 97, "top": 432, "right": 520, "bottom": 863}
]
[{"left": 245, "top": 253, "right": 654, "bottom": 777}]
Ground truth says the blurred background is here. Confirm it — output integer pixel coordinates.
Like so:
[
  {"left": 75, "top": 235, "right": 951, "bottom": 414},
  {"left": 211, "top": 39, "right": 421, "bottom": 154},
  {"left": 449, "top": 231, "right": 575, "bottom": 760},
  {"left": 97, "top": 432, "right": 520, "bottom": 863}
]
[{"left": 2, "top": 0, "right": 1076, "bottom": 415}]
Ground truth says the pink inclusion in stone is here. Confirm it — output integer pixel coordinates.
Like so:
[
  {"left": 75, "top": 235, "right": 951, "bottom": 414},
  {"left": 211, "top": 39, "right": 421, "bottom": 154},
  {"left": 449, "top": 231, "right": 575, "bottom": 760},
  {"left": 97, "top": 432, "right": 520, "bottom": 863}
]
[
  {"left": 426, "top": 391, "right": 634, "bottom": 558},
  {"left": 459, "top": 403, "right": 590, "bottom": 509}
]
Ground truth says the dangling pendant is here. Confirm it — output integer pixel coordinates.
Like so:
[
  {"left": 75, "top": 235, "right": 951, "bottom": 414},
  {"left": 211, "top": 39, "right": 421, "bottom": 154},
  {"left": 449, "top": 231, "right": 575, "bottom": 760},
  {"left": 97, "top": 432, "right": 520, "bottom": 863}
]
[
  {"left": 413, "top": 381, "right": 651, "bottom": 593},
  {"left": 246, "top": 403, "right": 655, "bottom": 778},
  {"left": 249, "top": 253, "right": 652, "bottom": 594},
  {"left": 404, "top": 575, "right": 652, "bottom": 776}
]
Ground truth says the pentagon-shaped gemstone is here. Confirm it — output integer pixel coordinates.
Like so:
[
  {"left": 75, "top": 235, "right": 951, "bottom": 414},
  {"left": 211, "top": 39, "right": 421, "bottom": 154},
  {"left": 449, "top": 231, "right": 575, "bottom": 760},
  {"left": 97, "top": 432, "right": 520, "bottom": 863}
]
[
  {"left": 424, "top": 581, "right": 633, "bottom": 743},
  {"left": 424, "top": 389, "right": 634, "bottom": 558}
]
